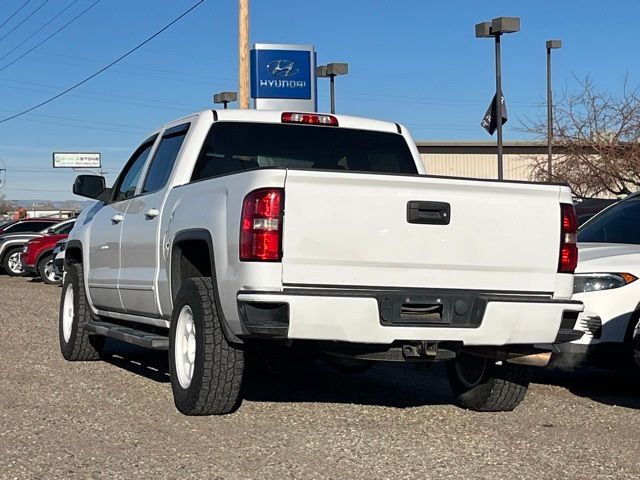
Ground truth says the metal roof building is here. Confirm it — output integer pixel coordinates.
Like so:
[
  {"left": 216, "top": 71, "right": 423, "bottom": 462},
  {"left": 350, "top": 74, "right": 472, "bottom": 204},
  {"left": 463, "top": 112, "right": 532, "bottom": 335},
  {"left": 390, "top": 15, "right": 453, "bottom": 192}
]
[{"left": 416, "top": 141, "right": 547, "bottom": 181}]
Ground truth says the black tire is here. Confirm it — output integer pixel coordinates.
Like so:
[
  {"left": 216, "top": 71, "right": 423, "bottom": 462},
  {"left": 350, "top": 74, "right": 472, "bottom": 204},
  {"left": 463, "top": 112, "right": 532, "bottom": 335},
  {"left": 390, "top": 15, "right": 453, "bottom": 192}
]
[
  {"left": 446, "top": 352, "right": 530, "bottom": 412},
  {"left": 169, "top": 277, "right": 244, "bottom": 415},
  {"left": 2, "top": 246, "right": 28, "bottom": 277},
  {"left": 38, "top": 253, "right": 61, "bottom": 285},
  {"left": 59, "top": 262, "right": 104, "bottom": 361}
]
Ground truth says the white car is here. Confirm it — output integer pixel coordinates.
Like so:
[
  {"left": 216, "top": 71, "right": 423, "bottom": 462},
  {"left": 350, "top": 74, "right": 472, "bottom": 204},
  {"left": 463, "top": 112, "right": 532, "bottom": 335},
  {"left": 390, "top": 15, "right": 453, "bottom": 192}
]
[{"left": 560, "top": 193, "right": 640, "bottom": 369}]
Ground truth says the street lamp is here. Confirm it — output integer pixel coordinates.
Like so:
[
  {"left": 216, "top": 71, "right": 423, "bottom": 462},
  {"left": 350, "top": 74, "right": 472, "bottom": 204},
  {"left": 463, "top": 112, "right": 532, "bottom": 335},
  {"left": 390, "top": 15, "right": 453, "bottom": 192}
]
[
  {"left": 213, "top": 91, "right": 238, "bottom": 109},
  {"left": 546, "top": 40, "right": 562, "bottom": 181},
  {"left": 316, "top": 62, "right": 348, "bottom": 114},
  {"left": 475, "top": 16, "right": 520, "bottom": 180}
]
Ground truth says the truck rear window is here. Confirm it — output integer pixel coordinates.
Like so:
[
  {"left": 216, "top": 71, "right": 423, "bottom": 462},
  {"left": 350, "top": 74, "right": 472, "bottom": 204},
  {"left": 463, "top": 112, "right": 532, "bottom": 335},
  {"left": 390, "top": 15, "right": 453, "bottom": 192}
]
[{"left": 191, "top": 122, "right": 418, "bottom": 181}]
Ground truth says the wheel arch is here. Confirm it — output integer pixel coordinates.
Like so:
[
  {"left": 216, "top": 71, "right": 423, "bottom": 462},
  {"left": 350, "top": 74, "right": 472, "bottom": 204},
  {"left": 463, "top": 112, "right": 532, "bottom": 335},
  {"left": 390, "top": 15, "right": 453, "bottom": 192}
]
[
  {"left": 170, "top": 229, "right": 241, "bottom": 344},
  {"left": 35, "top": 248, "right": 55, "bottom": 268},
  {"left": 65, "top": 240, "right": 83, "bottom": 266}
]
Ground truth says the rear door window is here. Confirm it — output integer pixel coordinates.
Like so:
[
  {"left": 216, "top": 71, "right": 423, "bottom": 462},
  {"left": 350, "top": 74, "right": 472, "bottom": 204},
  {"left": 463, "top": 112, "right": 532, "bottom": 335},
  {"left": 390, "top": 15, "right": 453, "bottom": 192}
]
[
  {"left": 7, "top": 221, "right": 53, "bottom": 233},
  {"left": 142, "top": 123, "right": 189, "bottom": 194},
  {"left": 578, "top": 197, "right": 640, "bottom": 244},
  {"left": 191, "top": 122, "right": 418, "bottom": 181}
]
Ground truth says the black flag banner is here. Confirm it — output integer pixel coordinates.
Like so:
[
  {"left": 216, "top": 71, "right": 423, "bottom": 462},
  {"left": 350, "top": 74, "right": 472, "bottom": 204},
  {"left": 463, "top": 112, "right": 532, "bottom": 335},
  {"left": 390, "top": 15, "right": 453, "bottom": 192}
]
[{"left": 480, "top": 93, "right": 508, "bottom": 135}]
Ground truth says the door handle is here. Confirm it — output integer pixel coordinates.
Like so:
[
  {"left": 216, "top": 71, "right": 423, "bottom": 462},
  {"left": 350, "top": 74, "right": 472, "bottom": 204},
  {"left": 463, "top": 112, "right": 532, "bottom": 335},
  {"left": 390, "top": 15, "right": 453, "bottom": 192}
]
[
  {"left": 145, "top": 208, "right": 159, "bottom": 219},
  {"left": 407, "top": 201, "right": 451, "bottom": 225},
  {"left": 111, "top": 214, "right": 124, "bottom": 224}
]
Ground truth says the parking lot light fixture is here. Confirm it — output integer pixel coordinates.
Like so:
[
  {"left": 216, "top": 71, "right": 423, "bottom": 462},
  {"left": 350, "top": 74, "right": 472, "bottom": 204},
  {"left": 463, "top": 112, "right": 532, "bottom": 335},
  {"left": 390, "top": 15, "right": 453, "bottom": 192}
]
[
  {"left": 317, "top": 62, "right": 348, "bottom": 114},
  {"left": 475, "top": 16, "right": 520, "bottom": 180},
  {"left": 546, "top": 40, "right": 562, "bottom": 180},
  {"left": 213, "top": 91, "right": 238, "bottom": 109}
]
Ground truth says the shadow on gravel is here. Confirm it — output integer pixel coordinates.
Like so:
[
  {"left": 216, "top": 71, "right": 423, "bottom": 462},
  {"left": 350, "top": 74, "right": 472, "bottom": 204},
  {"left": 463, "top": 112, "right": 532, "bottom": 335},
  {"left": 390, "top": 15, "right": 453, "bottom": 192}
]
[
  {"left": 242, "top": 361, "right": 452, "bottom": 408},
  {"left": 102, "top": 339, "right": 170, "bottom": 383},
  {"left": 100, "top": 339, "right": 452, "bottom": 408},
  {"left": 533, "top": 366, "right": 640, "bottom": 410}
]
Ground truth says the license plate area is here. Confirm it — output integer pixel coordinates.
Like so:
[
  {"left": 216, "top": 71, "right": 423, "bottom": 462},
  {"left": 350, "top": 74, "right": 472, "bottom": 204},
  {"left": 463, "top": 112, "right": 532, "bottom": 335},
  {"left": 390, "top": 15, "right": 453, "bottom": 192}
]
[{"left": 378, "top": 293, "right": 487, "bottom": 327}]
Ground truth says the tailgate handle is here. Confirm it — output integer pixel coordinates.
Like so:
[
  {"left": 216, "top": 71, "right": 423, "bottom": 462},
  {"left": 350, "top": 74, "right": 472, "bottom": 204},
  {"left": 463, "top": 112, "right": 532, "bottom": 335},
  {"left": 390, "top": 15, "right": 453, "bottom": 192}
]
[{"left": 407, "top": 201, "right": 450, "bottom": 225}]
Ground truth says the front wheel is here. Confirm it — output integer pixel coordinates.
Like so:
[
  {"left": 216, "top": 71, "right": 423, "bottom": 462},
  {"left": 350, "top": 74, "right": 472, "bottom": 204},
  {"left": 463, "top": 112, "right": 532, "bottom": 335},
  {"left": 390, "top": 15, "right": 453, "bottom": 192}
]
[
  {"left": 446, "top": 352, "right": 530, "bottom": 412},
  {"left": 38, "top": 253, "right": 62, "bottom": 284},
  {"left": 3, "top": 247, "right": 28, "bottom": 276},
  {"left": 59, "top": 262, "right": 104, "bottom": 361},
  {"left": 169, "top": 277, "right": 244, "bottom": 415}
]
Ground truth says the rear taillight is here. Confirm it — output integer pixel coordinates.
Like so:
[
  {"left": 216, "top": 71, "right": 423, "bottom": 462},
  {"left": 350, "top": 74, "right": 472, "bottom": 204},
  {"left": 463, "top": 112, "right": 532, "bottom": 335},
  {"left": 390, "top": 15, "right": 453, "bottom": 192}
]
[
  {"left": 559, "top": 203, "right": 578, "bottom": 273},
  {"left": 240, "top": 188, "right": 283, "bottom": 261},
  {"left": 281, "top": 112, "right": 338, "bottom": 126}
]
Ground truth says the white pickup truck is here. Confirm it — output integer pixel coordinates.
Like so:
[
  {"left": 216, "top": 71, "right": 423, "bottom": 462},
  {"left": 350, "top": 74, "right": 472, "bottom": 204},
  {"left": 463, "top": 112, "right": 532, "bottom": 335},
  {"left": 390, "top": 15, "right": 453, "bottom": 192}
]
[{"left": 60, "top": 109, "right": 583, "bottom": 415}]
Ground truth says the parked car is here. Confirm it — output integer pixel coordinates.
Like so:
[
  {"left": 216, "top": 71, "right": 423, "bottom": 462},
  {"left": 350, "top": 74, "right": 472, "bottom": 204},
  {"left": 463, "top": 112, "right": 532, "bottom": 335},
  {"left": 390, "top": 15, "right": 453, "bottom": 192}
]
[
  {"left": 59, "top": 109, "right": 583, "bottom": 415},
  {"left": 574, "top": 198, "right": 619, "bottom": 226},
  {"left": 21, "top": 221, "right": 75, "bottom": 284},
  {"left": 0, "top": 219, "right": 74, "bottom": 276},
  {"left": 52, "top": 240, "right": 66, "bottom": 279},
  {"left": 558, "top": 192, "right": 640, "bottom": 370},
  {"left": 0, "top": 218, "right": 61, "bottom": 236}
]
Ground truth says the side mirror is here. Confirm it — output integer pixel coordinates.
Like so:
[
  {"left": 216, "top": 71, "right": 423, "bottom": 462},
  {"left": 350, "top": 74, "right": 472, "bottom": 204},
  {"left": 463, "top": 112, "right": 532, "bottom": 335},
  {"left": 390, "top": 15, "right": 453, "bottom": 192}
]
[
  {"left": 45, "top": 228, "right": 54, "bottom": 234},
  {"left": 73, "top": 175, "right": 106, "bottom": 200}
]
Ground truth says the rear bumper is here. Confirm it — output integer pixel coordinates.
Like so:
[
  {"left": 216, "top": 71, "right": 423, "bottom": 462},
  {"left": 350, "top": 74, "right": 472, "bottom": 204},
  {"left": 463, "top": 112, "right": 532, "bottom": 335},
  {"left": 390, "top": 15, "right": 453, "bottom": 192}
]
[{"left": 236, "top": 289, "right": 584, "bottom": 346}]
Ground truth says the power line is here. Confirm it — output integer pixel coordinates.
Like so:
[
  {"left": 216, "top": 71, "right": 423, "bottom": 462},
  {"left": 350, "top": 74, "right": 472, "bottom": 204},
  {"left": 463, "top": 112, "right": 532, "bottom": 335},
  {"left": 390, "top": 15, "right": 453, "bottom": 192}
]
[
  {"left": 0, "top": 0, "right": 205, "bottom": 124},
  {"left": 0, "top": 0, "right": 101, "bottom": 72},
  {"left": 0, "top": 0, "right": 49, "bottom": 43},
  {"left": 0, "top": 0, "right": 32, "bottom": 31},
  {"left": 0, "top": 0, "right": 79, "bottom": 63}
]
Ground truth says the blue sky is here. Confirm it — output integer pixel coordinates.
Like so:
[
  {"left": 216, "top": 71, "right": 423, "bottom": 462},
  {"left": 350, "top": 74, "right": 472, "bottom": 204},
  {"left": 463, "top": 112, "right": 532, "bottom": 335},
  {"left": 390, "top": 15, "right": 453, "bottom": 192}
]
[{"left": 0, "top": 0, "right": 639, "bottom": 200}]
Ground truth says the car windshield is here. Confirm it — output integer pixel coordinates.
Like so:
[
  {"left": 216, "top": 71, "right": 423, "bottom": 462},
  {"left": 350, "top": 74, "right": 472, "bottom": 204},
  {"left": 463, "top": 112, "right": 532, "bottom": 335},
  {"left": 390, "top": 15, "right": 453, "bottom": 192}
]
[
  {"left": 578, "top": 195, "right": 640, "bottom": 244},
  {"left": 191, "top": 122, "right": 418, "bottom": 181}
]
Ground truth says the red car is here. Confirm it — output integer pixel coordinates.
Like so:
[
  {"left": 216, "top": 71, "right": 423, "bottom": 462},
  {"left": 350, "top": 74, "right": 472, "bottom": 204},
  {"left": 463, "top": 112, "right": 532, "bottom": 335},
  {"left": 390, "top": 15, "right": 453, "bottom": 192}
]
[{"left": 21, "top": 220, "right": 75, "bottom": 284}]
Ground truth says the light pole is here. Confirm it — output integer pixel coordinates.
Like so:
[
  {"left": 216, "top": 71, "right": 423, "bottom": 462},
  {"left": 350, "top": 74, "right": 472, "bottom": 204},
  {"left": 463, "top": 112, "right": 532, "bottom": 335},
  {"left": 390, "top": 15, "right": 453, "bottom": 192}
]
[
  {"left": 475, "top": 17, "right": 520, "bottom": 180},
  {"left": 214, "top": 91, "right": 238, "bottom": 109},
  {"left": 546, "top": 40, "right": 562, "bottom": 181},
  {"left": 316, "top": 62, "right": 348, "bottom": 114}
]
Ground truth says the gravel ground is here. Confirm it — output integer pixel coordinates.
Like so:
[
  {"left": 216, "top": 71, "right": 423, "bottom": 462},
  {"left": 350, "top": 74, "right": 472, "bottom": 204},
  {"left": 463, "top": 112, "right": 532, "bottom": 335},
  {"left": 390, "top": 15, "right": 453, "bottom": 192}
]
[{"left": 1, "top": 275, "right": 639, "bottom": 479}]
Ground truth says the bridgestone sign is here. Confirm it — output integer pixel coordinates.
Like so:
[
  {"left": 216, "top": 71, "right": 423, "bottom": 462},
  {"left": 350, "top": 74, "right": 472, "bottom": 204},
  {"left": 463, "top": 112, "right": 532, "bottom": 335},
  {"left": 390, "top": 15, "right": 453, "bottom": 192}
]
[{"left": 53, "top": 152, "right": 101, "bottom": 168}]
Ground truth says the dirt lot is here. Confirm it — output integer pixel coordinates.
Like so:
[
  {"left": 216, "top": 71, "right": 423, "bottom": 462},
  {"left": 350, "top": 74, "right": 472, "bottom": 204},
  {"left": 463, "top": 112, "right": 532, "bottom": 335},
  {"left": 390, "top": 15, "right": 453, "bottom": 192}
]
[{"left": 1, "top": 276, "right": 639, "bottom": 479}]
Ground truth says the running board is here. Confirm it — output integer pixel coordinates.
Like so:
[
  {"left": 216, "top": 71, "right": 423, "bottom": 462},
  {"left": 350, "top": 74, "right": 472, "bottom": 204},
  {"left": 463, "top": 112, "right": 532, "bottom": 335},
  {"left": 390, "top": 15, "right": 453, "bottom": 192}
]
[{"left": 86, "top": 321, "right": 169, "bottom": 350}]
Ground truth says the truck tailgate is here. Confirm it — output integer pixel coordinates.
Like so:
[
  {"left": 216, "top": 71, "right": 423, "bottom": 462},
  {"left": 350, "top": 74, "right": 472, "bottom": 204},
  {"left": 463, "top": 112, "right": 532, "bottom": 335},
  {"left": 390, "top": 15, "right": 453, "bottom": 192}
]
[{"left": 281, "top": 170, "right": 564, "bottom": 294}]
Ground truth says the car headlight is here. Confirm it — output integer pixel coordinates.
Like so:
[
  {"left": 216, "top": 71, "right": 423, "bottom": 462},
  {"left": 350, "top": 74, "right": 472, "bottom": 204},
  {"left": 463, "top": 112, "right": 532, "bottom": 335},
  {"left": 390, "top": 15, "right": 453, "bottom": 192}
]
[
  {"left": 573, "top": 273, "right": 638, "bottom": 294},
  {"left": 22, "top": 245, "right": 28, "bottom": 253}
]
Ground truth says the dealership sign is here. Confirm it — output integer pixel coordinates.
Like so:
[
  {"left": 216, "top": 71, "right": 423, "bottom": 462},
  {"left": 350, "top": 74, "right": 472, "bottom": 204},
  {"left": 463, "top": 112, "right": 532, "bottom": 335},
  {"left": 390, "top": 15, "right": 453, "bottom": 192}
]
[
  {"left": 53, "top": 152, "right": 101, "bottom": 168},
  {"left": 250, "top": 43, "right": 317, "bottom": 111}
]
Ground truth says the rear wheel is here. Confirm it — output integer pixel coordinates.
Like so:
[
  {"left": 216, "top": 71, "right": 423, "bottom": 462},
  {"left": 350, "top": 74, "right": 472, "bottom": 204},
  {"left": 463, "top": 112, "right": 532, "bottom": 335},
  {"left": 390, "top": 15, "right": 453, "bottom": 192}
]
[
  {"left": 3, "top": 247, "right": 27, "bottom": 276},
  {"left": 38, "top": 253, "right": 62, "bottom": 284},
  {"left": 446, "top": 352, "right": 530, "bottom": 412},
  {"left": 169, "top": 277, "right": 244, "bottom": 415}
]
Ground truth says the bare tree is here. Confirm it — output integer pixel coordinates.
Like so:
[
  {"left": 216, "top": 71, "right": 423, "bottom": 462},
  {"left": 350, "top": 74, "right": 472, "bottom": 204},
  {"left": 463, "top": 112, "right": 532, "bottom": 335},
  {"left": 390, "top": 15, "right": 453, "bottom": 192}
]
[
  {"left": 522, "top": 76, "right": 640, "bottom": 198},
  {"left": 0, "top": 192, "right": 11, "bottom": 215}
]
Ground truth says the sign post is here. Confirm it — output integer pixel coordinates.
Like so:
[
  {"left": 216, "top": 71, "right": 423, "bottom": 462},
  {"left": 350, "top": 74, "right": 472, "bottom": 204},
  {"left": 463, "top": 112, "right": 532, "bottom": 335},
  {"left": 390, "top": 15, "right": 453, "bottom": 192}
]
[{"left": 250, "top": 43, "right": 317, "bottom": 112}]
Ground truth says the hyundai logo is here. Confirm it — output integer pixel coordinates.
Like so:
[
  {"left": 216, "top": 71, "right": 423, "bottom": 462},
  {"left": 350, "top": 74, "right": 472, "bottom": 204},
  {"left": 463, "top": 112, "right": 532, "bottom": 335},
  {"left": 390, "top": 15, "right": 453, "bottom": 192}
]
[{"left": 267, "top": 59, "right": 299, "bottom": 78}]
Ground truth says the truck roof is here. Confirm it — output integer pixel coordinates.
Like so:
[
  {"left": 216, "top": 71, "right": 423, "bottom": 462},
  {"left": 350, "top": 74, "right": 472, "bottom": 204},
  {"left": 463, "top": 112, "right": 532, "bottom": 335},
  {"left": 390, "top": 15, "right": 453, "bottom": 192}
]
[{"left": 200, "top": 109, "right": 403, "bottom": 135}]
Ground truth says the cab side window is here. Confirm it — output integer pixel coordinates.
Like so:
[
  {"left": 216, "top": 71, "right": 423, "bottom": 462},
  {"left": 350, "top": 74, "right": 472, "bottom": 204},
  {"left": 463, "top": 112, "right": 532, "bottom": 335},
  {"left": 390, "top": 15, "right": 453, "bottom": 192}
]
[
  {"left": 112, "top": 137, "right": 156, "bottom": 203},
  {"left": 141, "top": 124, "right": 189, "bottom": 195}
]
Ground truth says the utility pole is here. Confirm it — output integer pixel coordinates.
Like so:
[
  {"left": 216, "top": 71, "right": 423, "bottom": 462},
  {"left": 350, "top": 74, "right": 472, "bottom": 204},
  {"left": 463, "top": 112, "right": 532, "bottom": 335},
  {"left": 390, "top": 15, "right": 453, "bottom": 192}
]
[{"left": 238, "top": 0, "right": 250, "bottom": 109}]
